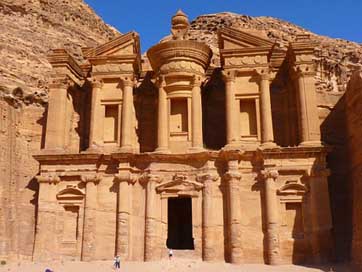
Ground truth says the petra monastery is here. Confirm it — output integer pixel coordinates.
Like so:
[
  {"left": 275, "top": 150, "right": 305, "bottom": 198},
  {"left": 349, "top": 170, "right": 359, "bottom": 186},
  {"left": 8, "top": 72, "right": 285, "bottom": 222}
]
[
  {"left": 33, "top": 10, "right": 332, "bottom": 264},
  {"left": 0, "top": 7, "right": 361, "bottom": 269}
]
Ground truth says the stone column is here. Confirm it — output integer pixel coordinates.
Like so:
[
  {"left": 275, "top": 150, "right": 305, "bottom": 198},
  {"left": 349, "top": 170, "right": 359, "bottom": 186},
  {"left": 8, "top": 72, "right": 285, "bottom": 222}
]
[
  {"left": 114, "top": 173, "right": 135, "bottom": 260},
  {"left": 198, "top": 173, "right": 218, "bottom": 261},
  {"left": 191, "top": 76, "right": 204, "bottom": 151},
  {"left": 120, "top": 77, "right": 134, "bottom": 152},
  {"left": 294, "top": 64, "right": 321, "bottom": 146},
  {"left": 224, "top": 161, "right": 243, "bottom": 264},
  {"left": 262, "top": 169, "right": 280, "bottom": 265},
  {"left": 156, "top": 77, "right": 169, "bottom": 153},
  {"left": 256, "top": 69, "right": 276, "bottom": 147},
  {"left": 144, "top": 174, "right": 162, "bottom": 261},
  {"left": 45, "top": 78, "right": 71, "bottom": 150},
  {"left": 88, "top": 79, "right": 103, "bottom": 149},
  {"left": 33, "top": 175, "right": 60, "bottom": 261},
  {"left": 223, "top": 70, "right": 239, "bottom": 147},
  {"left": 81, "top": 174, "right": 100, "bottom": 261}
]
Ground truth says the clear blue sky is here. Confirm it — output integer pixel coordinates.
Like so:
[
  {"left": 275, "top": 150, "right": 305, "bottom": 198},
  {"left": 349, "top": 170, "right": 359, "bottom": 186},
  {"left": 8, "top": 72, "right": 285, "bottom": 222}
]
[{"left": 85, "top": 0, "right": 361, "bottom": 52}]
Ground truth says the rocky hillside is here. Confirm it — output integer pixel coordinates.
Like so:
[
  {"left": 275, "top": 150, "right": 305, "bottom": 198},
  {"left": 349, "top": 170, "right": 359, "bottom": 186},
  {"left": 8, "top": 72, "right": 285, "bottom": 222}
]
[
  {"left": 187, "top": 13, "right": 362, "bottom": 93},
  {"left": 0, "top": 0, "right": 118, "bottom": 105}
]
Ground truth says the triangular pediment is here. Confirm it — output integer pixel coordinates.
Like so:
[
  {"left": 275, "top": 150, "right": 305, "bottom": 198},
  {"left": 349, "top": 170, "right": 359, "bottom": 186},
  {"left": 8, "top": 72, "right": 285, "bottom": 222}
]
[
  {"left": 83, "top": 32, "right": 140, "bottom": 58},
  {"left": 218, "top": 27, "right": 274, "bottom": 50}
]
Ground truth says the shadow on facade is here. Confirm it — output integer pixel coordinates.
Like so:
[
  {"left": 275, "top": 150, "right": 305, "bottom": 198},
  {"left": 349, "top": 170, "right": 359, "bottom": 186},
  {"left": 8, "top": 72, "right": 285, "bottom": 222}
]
[{"left": 320, "top": 94, "right": 352, "bottom": 263}]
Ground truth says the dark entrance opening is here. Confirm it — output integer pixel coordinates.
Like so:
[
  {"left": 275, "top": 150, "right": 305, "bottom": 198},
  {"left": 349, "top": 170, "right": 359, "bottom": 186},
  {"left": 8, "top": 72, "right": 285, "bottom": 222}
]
[{"left": 167, "top": 197, "right": 194, "bottom": 249}]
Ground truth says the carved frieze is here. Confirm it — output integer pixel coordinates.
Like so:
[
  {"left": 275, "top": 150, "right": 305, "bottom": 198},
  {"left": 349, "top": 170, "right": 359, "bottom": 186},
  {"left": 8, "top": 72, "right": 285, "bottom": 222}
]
[
  {"left": 92, "top": 63, "right": 134, "bottom": 74},
  {"left": 225, "top": 55, "right": 268, "bottom": 66},
  {"left": 160, "top": 60, "right": 204, "bottom": 75}
]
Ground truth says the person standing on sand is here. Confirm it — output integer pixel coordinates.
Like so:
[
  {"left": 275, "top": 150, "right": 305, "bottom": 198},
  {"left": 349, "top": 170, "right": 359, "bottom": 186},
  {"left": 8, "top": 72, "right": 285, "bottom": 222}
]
[
  {"left": 114, "top": 255, "right": 121, "bottom": 270},
  {"left": 168, "top": 248, "right": 173, "bottom": 260}
]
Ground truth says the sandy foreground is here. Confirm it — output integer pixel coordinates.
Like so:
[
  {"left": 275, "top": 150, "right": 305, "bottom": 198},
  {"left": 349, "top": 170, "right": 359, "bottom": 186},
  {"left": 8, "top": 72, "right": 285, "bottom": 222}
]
[{"left": 0, "top": 259, "right": 353, "bottom": 272}]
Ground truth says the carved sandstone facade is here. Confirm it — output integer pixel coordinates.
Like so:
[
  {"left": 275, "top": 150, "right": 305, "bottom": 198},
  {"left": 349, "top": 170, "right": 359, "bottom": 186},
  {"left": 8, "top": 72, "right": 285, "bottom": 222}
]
[{"left": 33, "top": 11, "right": 333, "bottom": 264}]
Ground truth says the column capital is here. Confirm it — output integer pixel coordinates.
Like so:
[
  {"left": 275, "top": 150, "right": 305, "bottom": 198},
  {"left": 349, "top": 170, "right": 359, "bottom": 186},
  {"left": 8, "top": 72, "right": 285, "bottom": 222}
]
[
  {"left": 48, "top": 76, "right": 74, "bottom": 90},
  {"left": 140, "top": 173, "right": 163, "bottom": 184},
  {"left": 36, "top": 175, "right": 60, "bottom": 184},
  {"left": 197, "top": 173, "right": 219, "bottom": 183},
  {"left": 254, "top": 68, "right": 270, "bottom": 81},
  {"left": 222, "top": 70, "right": 237, "bottom": 82},
  {"left": 191, "top": 75, "right": 205, "bottom": 88},
  {"left": 120, "top": 75, "right": 135, "bottom": 88},
  {"left": 224, "top": 171, "right": 242, "bottom": 181},
  {"left": 261, "top": 169, "right": 279, "bottom": 180},
  {"left": 154, "top": 75, "right": 166, "bottom": 88},
  {"left": 89, "top": 78, "right": 103, "bottom": 89},
  {"left": 115, "top": 173, "right": 137, "bottom": 184},
  {"left": 81, "top": 174, "right": 101, "bottom": 184},
  {"left": 292, "top": 63, "right": 315, "bottom": 77}
]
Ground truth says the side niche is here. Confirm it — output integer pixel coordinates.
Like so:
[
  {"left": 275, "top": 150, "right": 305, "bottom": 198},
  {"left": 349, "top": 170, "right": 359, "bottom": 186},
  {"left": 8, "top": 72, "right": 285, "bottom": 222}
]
[
  {"left": 277, "top": 180, "right": 309, "bottom": 262},
  {"left": 56, "top": 186, "right": 85, "bottom": 259}
]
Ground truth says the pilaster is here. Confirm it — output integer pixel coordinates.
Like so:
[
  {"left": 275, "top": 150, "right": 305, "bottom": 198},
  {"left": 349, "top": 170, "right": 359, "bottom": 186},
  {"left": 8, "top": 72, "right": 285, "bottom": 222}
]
[
  {"left": 190, "top": 75, "right": 204, "bottom": 152},
  {"left": 224, "top": 160, "right": 243, "bottom": 264},
  {"left": 255, "top": 68, "right": 276, "bottom": 148},
  {"left": 261, "top": 169, "right": 281, "bottom": 265},
  {"left": 197, "top": 173, "right": 219, "bottom": 261},
  {"left": 155, "top": 76, "right": 169, "bottom": 153},
  {"left": 88, "top": 78, "right": 104, "bottom": 150},
  {"left": 143, "top": 174, "right": 162, "bottom": 261},
  {"left": 44, "top": 77, "right": 72, "bottom": 151},
  {"left": 33, "top": 175, "right": 60, "bottom": 261},
  {"left": 120, "top": 76, "right": 135, "bottom": 152},
  {"left": 81, "top": 174, "right": 101, "bottom": 261},
  {"left": 222, "top": 70, "right": 240, "bottom": 148},
  {"left": 114, "top": 172, "right": 137, "bottom": 260}
]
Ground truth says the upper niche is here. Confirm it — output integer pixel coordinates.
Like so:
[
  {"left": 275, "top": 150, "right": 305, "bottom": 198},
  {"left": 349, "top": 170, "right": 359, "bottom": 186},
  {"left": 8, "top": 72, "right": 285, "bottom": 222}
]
[{"left": 218, "top": 27, "right": 274, "bottom": 50}]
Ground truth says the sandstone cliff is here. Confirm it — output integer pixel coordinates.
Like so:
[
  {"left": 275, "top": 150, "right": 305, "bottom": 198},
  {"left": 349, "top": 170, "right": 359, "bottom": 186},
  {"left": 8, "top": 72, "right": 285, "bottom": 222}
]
[
  {"left": 0, "top": 0, "right": 118, "bottom": 261},
  {"left": 0, "top": 0, "right": 118, "bottom": 105}
]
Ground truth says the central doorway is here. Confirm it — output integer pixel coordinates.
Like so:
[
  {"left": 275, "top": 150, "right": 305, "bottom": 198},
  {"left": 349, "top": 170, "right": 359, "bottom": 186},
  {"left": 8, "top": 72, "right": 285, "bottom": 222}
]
[{"left": 167, "top": 197, "right": 194, "bottom": 249}]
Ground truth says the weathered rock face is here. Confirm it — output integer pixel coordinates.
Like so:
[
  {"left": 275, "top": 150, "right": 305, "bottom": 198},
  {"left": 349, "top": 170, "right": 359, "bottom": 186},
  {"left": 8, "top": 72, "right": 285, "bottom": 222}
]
[
  {"left": 0, "top": 0, "right": 118, "bottom": 103},
  {"left": 0, "top": 0, "right": 118, "bottom": 261}
]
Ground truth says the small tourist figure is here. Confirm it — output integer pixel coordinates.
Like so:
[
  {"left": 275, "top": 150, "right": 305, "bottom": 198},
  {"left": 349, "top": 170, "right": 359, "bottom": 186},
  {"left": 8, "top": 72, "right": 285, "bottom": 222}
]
[
  {"left": 114, "top": 255, "right": 121, "bottom": 270},
  {"left": 168, "top": 248, "right": 173, "bottom": 260}
]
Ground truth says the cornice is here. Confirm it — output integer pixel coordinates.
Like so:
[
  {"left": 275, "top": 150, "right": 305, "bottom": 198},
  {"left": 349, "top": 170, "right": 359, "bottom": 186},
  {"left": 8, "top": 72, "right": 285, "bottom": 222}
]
[
  {"left": 218, "top": 27, "right": 275, "bottom": 49},
  {"left": 83, "top": 32, "right": 140, "bottom": 58},
  {"left": 34, "top": 145, "right": 330, "bottom": 166},
  {"left": 47, "top": 49, "right": 85, "bottom": 83},
  {"left": 147, "top": 40, "right": 212, "bottom": 73}
]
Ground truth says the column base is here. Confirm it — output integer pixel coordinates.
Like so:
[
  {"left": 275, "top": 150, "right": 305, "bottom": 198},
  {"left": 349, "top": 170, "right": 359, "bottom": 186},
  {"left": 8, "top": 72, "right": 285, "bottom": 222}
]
[
  {"left": 85, "top": 144, "right": 103, "bottom": 153},
  {"left": 154, "top": 147, "right": 171, "bottom": 154},
  {"left": 119, "top": 145, "right": 135, "bottom": 153},
  {"left": 260, "top": 142, "right": 279, "bottom": 149},
  {"left": 299, "top": 140, "right": 322, "bottom": 147},
  {"left": 188, "top": 146, "right": 204, "bottom": 153},
  {"left": 222, "top": 142, "right": 243, "bottom": 151}
]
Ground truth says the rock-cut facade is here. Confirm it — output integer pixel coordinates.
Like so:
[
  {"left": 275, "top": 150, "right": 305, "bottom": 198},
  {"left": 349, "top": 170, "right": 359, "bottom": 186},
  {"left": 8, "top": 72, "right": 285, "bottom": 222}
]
[{"left": 33, "top": 11, "right": 333, "bottom": 264}]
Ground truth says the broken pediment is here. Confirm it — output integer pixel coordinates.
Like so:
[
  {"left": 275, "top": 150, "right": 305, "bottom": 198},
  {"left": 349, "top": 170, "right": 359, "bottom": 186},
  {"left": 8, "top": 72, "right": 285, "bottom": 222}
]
[
  {"left": 57, "top": 186, "right": 84, "bottom": 205},
  {"left": 218, "top": 27, "right": 274, "bottom": 50},
  {"left": 156, "top": 174, "right": 203, "bottom": 196},
  {"left": 277, "top": 181, "right": 309, "bottom": 196},
  {"left": 83, "top": 32, "right": 140, "bottom": 58}
]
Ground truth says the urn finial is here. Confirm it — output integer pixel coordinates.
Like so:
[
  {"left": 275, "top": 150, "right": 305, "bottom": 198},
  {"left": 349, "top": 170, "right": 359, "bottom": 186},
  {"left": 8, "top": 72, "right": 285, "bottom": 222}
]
[{"left": 171, "top": 9, "right": 189, "bottom": 40}]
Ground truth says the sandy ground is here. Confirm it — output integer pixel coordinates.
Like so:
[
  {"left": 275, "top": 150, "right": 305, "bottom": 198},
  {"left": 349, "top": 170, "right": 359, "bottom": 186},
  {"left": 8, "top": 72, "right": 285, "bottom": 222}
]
[{"left": 0, "top": 259, "right": 353, "bottom": 272}]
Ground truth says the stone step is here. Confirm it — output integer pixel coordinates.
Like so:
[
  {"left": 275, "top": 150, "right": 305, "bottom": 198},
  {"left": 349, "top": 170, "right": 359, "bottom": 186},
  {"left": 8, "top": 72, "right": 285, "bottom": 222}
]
[{"left": 171, "top": 249, "right": 200, "bottom": 260}]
